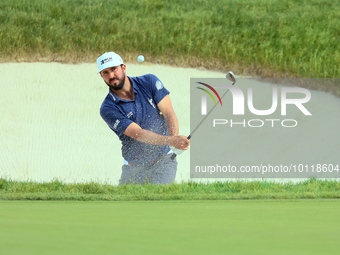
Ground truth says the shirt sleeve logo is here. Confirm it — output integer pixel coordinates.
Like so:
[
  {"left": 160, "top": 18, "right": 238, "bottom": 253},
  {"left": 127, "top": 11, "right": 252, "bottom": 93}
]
[
  {"left": 155, "top": 80, "right": 164, "bottom": 90},
  {"left": 113, "top": 119, "right": 120, "bottom": 130}
]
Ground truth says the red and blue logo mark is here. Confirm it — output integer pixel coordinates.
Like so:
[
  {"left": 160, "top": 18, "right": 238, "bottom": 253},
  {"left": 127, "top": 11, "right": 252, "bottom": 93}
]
[{"left": 196, "top": 82, "right": 222, "bottom": 106}]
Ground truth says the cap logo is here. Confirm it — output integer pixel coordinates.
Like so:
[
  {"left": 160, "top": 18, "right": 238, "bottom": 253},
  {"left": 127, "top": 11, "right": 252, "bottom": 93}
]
[
  {"left": 101, "top": 57, "right": 113, "bottom": 65},
  {"left": 97, "top": 52, "right": 124, "bottom": 73}
]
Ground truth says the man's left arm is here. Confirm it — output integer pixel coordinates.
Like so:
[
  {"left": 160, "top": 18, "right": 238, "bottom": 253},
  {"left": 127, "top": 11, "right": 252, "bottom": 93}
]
[{"left": 157, "top": 95, "right": 178, "bottom": 136}]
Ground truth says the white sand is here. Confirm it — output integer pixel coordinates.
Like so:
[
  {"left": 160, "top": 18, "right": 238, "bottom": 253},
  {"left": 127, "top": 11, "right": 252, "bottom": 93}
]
[
  {"left": 0, "top": 63, "right": 227, "bottom": 184},
  {"left": 0, "top": 63, "right": 339, "bottom": 184}
]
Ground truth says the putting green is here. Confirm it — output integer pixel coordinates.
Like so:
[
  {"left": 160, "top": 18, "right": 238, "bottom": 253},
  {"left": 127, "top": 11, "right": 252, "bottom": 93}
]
[{"left": 1, "top": 200, "right": 339, "bottom": 255}]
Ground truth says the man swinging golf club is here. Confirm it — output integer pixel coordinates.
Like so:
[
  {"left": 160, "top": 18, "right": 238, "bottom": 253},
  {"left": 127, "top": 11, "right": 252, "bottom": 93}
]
[{"left": 98, "top": 52, "right": 190, "bottom": 185}]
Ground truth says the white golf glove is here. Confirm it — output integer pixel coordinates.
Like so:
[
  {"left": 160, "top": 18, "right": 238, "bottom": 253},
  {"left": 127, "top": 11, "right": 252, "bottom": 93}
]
[{"left": 169, "top": 146, "right": 185, "bottom": 156}]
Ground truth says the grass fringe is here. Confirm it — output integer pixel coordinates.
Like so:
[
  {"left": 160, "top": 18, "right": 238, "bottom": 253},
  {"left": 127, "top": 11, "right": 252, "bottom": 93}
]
[{"left": 0, "top": 178, "right": 339, "bottom": 201}]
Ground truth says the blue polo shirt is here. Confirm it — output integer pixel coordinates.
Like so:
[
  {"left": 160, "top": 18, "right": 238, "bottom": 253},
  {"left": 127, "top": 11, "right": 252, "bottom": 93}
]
[{"left": 100, "top": 74, "right": 171, "bottom": 165}]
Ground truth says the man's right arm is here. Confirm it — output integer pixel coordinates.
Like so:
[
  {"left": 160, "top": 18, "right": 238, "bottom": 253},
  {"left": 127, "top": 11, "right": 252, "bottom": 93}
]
[{"left": 124, "top": 123, "right": 190, "bottom": 150}]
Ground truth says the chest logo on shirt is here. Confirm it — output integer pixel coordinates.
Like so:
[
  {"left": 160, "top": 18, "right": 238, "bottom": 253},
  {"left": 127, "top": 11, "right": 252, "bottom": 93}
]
[
  {"left": 148, "top": 98, "right": 156, "bottom": 108},
  {"left": 155, "top": 80, "right": 164, "bottom": 90},
  {"left": 127, "top": 112, "right": 133, "bottom": 118}
]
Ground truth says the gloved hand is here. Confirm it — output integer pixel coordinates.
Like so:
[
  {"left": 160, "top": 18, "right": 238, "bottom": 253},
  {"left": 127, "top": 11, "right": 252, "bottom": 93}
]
[{"left": 169, "top": 146, "right": 185, "bottom": 156}]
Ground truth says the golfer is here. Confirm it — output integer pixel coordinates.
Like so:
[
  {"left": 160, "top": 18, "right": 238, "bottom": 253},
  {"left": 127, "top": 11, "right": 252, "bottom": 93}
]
[{"left": 97, "top": 52, "right": 190, "bottom": 185}]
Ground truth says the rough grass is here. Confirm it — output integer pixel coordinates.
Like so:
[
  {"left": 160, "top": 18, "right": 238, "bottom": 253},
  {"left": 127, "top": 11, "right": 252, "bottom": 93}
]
[
  {"left": 1, "top": 178, "right": 339, "bottom": 201},
  {"left": 0, "top": 0, "right": 339, "bottom": 79}
]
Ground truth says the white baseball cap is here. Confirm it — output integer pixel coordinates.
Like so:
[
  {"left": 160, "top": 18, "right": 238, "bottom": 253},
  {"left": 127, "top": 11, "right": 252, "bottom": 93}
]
[{"left": 96, "top": 52, "right": 124, "bottom": 73}]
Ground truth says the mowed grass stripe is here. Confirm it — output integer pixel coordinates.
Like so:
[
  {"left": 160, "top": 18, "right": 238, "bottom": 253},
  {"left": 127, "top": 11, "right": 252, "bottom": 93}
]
[{"left": 0, "top": 200, "right": 339, "bottom": 255}]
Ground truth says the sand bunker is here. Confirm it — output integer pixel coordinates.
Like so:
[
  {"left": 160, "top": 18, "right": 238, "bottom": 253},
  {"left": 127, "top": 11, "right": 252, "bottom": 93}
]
[{"left": 0, "top": 63, "right": 339, "bottom": 184}]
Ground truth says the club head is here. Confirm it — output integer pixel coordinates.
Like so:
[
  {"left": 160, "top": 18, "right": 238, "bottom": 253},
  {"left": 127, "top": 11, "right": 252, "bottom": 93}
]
[{"left": 226, "top": 71, "right": 236, "bottom": 85}]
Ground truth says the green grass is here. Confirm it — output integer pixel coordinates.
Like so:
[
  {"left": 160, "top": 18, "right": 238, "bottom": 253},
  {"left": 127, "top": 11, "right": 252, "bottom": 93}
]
[
  {"left": 1, "top": 178, "right": 339, "bottom": 201},
  {"left": 0, "top": 0, "right": 339, "bottom": 78},
  {"left": 1, "top": 200, "right": 339, "bottom": 254}
]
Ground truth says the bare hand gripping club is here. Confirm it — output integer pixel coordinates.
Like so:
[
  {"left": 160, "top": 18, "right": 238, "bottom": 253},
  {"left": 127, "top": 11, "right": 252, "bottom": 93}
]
[{"left": 170, "top": 71, "right": 237, "bottom": 160}]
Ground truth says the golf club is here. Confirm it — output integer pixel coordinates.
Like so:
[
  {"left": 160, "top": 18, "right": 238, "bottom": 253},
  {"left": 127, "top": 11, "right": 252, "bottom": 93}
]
[{"left": 170, "top": 71, "right": 237, "bottom": 160}]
